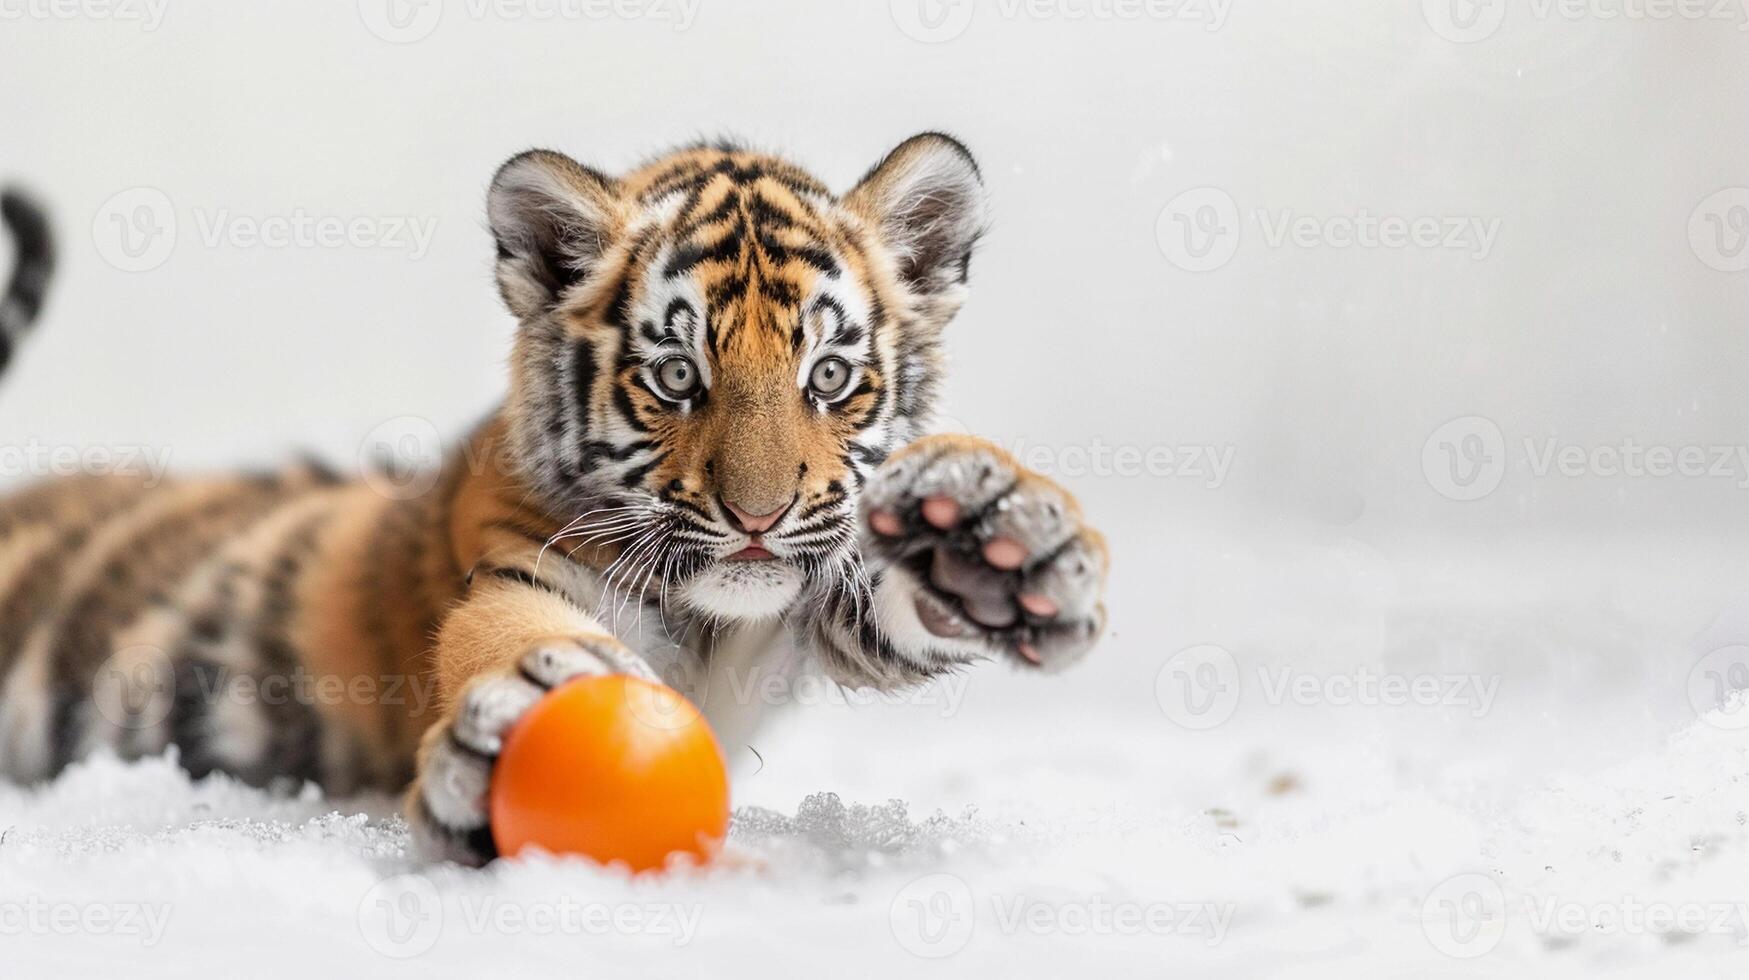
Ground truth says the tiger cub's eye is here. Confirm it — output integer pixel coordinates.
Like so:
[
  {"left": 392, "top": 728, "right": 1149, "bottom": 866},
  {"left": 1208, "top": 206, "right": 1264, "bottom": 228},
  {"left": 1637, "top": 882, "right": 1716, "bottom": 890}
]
[
  {"left": 808, "top": 357, "right": 852, "bottom": 400},
  {"left": 653, "top": 356, "right": 701, "bottom": 400}
]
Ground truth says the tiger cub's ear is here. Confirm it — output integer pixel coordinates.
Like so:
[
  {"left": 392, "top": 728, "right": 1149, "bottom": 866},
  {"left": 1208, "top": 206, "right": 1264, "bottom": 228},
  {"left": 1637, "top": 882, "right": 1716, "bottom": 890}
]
[
  {"left": 487, "top": 149, "right": 623, "bottom": 320},
  {"left": 844, "top": 132, "right": 989, "bottom": 299}
]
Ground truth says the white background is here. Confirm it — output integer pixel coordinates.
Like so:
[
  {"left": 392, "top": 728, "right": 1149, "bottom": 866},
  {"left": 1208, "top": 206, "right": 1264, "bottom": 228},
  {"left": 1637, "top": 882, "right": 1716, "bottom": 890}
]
[{"left": 3, "top": 2, "right": 1749, "bottom": 976}]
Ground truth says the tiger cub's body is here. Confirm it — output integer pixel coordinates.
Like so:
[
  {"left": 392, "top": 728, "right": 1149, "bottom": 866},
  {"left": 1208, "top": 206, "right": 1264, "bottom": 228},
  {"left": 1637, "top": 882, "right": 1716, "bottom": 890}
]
[
  {"left": 0, "top": 424, "right": 784, "bottom": 793},
  {"left": 0, "top": 137, "right": 1109, "bottom": 865}
]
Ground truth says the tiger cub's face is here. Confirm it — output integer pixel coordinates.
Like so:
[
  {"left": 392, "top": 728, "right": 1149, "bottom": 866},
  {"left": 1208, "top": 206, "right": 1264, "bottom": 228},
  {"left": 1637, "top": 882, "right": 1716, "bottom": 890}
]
[{"left": 491, "top": 136, "right": 987, "bottom": 622}]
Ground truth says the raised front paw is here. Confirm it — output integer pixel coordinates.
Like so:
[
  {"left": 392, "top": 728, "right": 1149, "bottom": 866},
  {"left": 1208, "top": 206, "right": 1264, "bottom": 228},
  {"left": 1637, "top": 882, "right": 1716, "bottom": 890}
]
[
  {"left": 405, "top": 636, "right": 656, "bottom": 866},
  {"left": 861, "top": 434, "right": 1109, "bottom": 671}
]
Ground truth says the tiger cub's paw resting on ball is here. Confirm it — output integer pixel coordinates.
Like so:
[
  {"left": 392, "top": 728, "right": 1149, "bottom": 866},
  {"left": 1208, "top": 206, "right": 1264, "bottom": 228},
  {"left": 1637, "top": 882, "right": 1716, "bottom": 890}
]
[
  {"left": 862, "top": 434, "right": 1109, "bottom": 672},
  {"left": 406, "top": 636, "right": 656, "bottom": 866}
]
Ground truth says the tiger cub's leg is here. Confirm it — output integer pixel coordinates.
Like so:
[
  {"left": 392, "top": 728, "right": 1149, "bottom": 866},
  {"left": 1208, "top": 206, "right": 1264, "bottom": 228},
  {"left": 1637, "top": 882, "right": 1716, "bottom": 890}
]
[{"left": 406, "top": 562, "right": 655, "bottom": 866}]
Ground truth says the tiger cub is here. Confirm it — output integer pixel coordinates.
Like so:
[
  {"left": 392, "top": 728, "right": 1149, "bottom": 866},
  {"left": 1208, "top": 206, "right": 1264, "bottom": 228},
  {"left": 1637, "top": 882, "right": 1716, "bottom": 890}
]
[{"left": 0, "top": 135, "right": 1109, "bottom": 864}]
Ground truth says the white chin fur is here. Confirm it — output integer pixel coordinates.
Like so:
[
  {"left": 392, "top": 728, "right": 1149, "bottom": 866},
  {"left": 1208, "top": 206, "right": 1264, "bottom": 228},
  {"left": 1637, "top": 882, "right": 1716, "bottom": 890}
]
[{"left": 679, "top": 560, "right": 804, "bottom": 621}]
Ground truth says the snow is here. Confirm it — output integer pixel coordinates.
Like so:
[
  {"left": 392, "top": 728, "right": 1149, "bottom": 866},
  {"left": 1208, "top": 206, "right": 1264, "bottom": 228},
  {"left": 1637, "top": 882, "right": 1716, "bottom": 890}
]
[{"left": 2, "top": 525, "right": 1748, "bottom": 978}]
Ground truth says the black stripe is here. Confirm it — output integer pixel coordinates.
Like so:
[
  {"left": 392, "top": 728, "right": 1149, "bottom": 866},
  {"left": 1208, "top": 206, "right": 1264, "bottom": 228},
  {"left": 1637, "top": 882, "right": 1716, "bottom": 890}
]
[
  {"left": 250, "top": 510, "right": 333, "bottom": 785},
  {"left": 619, "top": 451, "right": 669, "bottom": 489},
  {"left": 482, "top": 519, "right": 552, "bottom": 548},
  {"left": 610, "top": 378, "right": 651, "bottom": 433},
  {"left": 569, "top": 338, "right": 597, "bottom": 445},
  {"left": 2, "top": 191, "right": 53, "bottom": 320},
  {"left": 477, "top": 565, "right": 571, "bottom": 604}
]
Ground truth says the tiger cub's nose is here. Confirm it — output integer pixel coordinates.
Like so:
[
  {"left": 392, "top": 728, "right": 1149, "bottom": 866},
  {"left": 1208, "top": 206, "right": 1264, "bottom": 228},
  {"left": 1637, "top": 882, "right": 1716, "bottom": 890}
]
[{"left": 720, "top": 495, "right": 795, "bottom": 535}]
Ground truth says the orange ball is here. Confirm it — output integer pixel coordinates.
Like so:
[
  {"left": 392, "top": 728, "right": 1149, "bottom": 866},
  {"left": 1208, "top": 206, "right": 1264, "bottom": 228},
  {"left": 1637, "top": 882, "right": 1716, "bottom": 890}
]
[{"left": 490, "top": 674, "right": 730, "bottom": 872}]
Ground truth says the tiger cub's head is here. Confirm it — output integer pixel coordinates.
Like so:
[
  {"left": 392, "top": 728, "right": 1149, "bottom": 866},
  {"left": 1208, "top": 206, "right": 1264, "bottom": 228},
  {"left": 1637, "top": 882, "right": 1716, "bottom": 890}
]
[{"left": 491, "top": 135, "right": 987, "bottom": 622}]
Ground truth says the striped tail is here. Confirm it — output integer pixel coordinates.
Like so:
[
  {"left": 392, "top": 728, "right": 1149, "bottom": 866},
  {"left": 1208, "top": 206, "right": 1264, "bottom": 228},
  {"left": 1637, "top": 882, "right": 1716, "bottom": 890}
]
[{"left": 1, "top": 190, "right": 54, "bottom": 377}]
